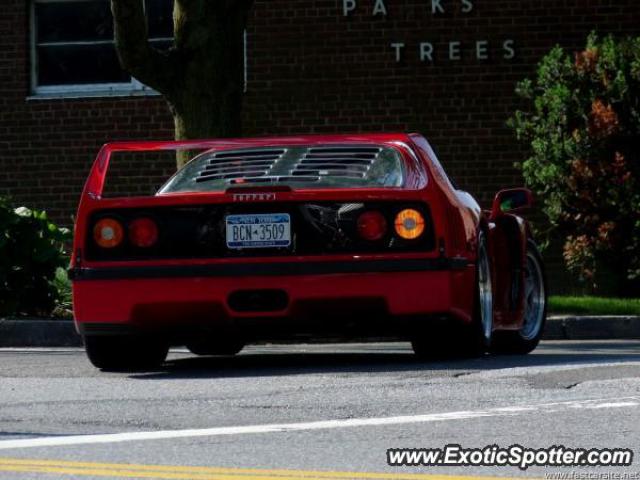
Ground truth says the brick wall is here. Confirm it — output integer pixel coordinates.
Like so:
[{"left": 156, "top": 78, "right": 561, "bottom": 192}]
[
  {"left": 1, "top": 0, "right": 639, "bottom": 229},
  {"left": 244, "top": 0, "right": 639, "bottom": 205},
  {"left": 0, "top": 1, "right": 175, "bottom": 226}
]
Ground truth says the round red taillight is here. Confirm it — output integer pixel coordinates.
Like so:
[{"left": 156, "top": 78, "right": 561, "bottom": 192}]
[
  {"left": 128, "top": 217, "right": 159, "bottom": 248},
  {"left": 93, "top": 218, "right": 124, "bottom": 249},
  {"left": 357, "top": 211, "right": 388, "bottom": 241}
]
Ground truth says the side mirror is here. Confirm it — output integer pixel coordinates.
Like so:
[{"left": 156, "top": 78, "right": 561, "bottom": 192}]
[{"left": 491, "top": 188, "right": 533, "bottom": 218}]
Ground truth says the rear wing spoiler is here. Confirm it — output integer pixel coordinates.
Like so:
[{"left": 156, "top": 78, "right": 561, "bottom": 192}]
[
  {"left": 82, "top": 139, "right": 270, "bottom": 200},
  {"left": 81, "top": 134, "right": 428, "bottom": 200}
]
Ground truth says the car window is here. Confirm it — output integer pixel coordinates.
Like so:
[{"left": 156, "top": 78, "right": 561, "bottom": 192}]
[{"left": 158, "top": 145, "right": 405, "bottom": 193}]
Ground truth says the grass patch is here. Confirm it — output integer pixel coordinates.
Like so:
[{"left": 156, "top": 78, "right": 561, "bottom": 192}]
[{"left": 549, "top": 296, "right": 640, "bottom": 316}]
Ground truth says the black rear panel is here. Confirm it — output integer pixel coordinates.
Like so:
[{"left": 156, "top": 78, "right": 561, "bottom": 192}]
[{"left": 86, "top": 202, "right": 435, "bottom": 261}]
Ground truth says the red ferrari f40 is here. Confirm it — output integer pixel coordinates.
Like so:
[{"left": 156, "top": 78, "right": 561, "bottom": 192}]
[{"left": 71, "top": 133, "right": 547, "bottom": 370}]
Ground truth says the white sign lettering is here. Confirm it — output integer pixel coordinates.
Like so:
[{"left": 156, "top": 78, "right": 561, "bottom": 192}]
[
  {"left": 431, "top": 0, "right": 445, "bottom": 14},
  {"left": 503, "top": 39, "right": 515, "bottom": 59},
  {"left": 343, "top": 0, "right": 356, "bottom": 16},
  {"left": 449, "top": 41, "right": 461, "bottom": 60},
  {"left": 372, "top": 0, "right": 387, "bottom": 16},
  {"left": 390, "top": 42, "right": 405, "bottom": 62},
  {"left": 420, "top": 42, "right": 434, "bottom": 62},
  {"left": 342, "top": 1, "right": 517, "bottom": 63},
  {"left": 476, "top": 40, "right": 488, "bottom": 60},
  {"left": 343, "top": 0, "right": 475, "bottom": 16},
  {"left": 391, "top": 40, "right": 517, "bottom": 63}
]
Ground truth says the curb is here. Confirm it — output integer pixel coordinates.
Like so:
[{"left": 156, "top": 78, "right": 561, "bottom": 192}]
[
  {"left": 543, "top": 315, "right": 640, "bottom": 341},
  {"left": 1, "top": 316, "right": 639, "bottom": 348},
  {"left": 0, "top": 320, "right": 81, "bottom": 347}
]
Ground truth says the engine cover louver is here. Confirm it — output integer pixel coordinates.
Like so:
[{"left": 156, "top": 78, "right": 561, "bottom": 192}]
[
  {"left": 195, "top": 146, "right": 386, "bottom": 185},
  {"left": 291, "top": 146, "right": 382, "bottom": 180},
  {"left": 196, "top": 149, "right": 287, "bottom": 183}
]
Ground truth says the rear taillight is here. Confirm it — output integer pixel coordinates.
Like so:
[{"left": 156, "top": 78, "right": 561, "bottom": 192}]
[
  {"left": 128, "top": 217, "right": 159, "bottom": 248},
  {"left": 357, "top": 211, "right": 387, "bottom": 241},
  {"left": 394, "top": 209, "right": 425, "bottom": 240},
  {"left": 93, "top": 218, "right": 124, "bottom": 249}
]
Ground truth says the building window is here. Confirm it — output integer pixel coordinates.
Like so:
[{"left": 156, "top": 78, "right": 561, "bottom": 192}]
[{"left": 31, "top": 0, "right": 173, "bottom": 97}]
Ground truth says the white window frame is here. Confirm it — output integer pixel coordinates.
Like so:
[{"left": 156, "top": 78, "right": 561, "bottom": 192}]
[{"left": 30, "top": 0, "right": 171, "bottom": 99}]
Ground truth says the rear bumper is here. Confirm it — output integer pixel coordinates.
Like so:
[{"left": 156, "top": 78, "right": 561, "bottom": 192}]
[
  {"left": 69, "top": 257, "right": 469, "bottom": 280},
  {"left": 72, "top": 257, "right": 475, "bottom": 338}
]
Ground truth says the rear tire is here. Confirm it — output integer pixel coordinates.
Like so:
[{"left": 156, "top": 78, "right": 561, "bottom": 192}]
[
  {"left": 84, "top": 336, "right": 169, "bottom": 371},
  {"left": 491, "top": 241, "right": 547, "bottom": 355},
  {"left": 411, "top": 231, "right": 492, "bottom": 359}
]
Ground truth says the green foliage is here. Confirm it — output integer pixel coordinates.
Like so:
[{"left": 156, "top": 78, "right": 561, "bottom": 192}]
[
  {"left": 51, "top": 267, "right": 73, "bottom": 319},
  {"left": 0, "top": 198, "right": 72, "bottom": 317},
  {"left": 509, "top": 33, "right": 640, "bottom": 290},
  {"left": 549, "top": 296, "right": 640, "bottom": 316}
]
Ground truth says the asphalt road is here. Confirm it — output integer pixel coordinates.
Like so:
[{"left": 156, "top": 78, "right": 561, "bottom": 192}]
[{"left": 0, "top": 340, "right": 639, "bottom": 480}]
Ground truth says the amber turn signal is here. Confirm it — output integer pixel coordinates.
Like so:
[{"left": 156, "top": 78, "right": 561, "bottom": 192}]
[
  {"left": 128, "top": 217, "right": 159, "bottom": 248},
  {"left": 93, "top": 218, "right": 124, "bottom": 248},
  {"left": 394, "top": 209, "right": 425, "bottom": 240}
]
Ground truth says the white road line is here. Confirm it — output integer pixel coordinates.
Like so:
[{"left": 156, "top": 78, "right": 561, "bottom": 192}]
[
  {"left": 585, "top": 401, "right": 639, "bottom": 409},
  {"left": 0, "top": 348, "right": 83, "bottom": 353},
  {"left": 0, "top": 396, "right": 638, "bottom": 451}
]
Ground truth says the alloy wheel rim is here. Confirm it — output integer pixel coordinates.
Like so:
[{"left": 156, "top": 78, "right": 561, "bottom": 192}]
[
  {"left": 478, "top": 238, "right": 493, "bottom": 342},
  {"left": 520, "top": 252, "right": 545, "bottom": 340}
]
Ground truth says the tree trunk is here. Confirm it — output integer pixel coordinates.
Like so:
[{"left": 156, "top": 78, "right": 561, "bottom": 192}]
[
  {"left": 170, "top": 75, "right": 244, "bottom": 167},
  {"left": 169, "top": 42, "right": 245, "bottom": 167},
  {"left": 170, "top": 0, "right": 248, "bottom": 166},
  {"left": 111, "top": 0, "right": 252, "bottom": 168}
]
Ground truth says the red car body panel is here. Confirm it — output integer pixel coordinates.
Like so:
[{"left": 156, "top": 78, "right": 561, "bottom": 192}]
[{"left": 71, "top": 133, "right": 530, "bottom": 340}]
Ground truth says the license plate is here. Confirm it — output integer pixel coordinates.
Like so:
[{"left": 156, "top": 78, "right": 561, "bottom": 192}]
[{"left": 226, "top": 213, "right": 291, "bottom": 249}]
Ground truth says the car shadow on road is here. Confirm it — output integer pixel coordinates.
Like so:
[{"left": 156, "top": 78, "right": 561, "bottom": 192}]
[{"left": 128, "top": 340, "right": 640, "bottom": 380}]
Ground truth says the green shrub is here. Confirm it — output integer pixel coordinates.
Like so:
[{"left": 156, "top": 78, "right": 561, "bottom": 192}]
[
  {"left": 0, "top": 198, "right": 72, "bottom": 316},
  {"left": 51, "top": 266, "right": 73, "bottom": 319},
  {"left": 509, "top": 33, "right": 640, "bottom": 292}
]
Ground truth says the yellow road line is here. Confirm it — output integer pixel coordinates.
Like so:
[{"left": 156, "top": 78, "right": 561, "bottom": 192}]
[
  {"left": 0, "top": 464, "right": 285, "bottom": 480},
  {"left": 0, "top": 458, "right": 536, "bottom": 480}
]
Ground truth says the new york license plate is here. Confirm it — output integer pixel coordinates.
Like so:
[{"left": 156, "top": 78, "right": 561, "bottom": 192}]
[{"left": 225, "top": 213, "right": 291, "bottom": 249}]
